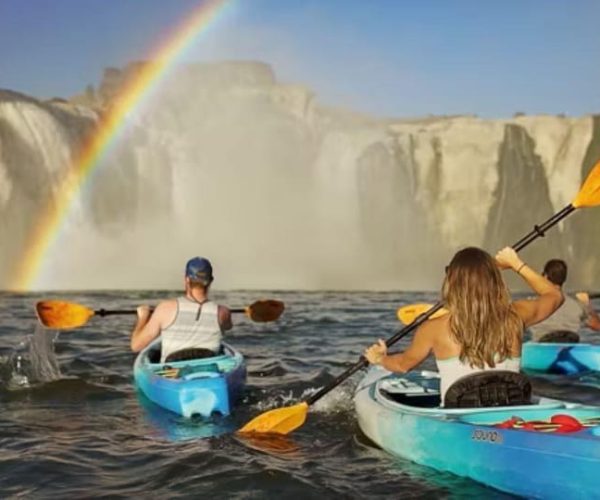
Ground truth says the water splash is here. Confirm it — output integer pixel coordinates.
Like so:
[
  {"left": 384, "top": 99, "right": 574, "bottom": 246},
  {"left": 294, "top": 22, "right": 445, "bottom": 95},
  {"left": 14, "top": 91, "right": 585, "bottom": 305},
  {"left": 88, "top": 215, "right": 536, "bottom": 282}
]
[{"left": 4, "top": 325, "right": 61, "bottom": 389}]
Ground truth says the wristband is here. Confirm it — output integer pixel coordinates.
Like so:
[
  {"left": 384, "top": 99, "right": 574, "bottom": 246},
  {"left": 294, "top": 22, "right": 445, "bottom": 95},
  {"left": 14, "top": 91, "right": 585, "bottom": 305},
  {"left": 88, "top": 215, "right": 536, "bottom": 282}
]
[{"left": 516, "top": 263, "right": 526, "bottom": 274}]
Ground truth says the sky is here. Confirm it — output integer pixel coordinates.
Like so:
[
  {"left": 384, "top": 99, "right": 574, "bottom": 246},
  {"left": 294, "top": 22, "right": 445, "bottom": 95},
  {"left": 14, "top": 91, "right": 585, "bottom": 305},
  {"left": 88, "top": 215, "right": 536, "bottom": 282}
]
[{"left": 0, "top": 0, "right": 598, "bottom": 118}]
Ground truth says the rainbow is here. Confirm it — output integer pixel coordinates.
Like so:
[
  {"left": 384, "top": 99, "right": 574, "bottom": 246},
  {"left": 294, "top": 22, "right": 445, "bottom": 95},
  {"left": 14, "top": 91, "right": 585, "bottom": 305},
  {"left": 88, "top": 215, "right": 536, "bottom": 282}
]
[{"left": 10, "top": 0, "right": 232, "bottom": 291}]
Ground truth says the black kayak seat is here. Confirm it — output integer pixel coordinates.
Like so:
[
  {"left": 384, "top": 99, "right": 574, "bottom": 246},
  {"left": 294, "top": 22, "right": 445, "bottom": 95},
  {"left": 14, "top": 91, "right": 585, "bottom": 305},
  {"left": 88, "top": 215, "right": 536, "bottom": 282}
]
[
  {"left": 538, "top": 330, "right": 580, "bottom": 344},
  {"left": 165, "top": 347, "right": 221, "bottom": 363},
  {"left": 444, "top": 370, "right": 532, "bottom": 409}
]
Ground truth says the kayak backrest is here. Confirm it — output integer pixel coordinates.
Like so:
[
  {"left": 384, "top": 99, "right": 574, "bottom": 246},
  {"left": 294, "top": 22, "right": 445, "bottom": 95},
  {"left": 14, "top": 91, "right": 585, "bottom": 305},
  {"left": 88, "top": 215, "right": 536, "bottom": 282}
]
[
  {"left": 445, "top": 371, "right": 532, "bottom": 409},
  {"left": 538, "top": 330, "right": 580, "bottom": 343}
]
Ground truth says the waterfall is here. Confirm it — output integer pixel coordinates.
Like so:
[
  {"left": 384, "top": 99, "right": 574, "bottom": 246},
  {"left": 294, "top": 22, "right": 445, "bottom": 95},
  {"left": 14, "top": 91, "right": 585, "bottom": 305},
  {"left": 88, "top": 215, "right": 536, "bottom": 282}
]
[{"left": 0, "top": 63, "right": 598, "bottom": 290}]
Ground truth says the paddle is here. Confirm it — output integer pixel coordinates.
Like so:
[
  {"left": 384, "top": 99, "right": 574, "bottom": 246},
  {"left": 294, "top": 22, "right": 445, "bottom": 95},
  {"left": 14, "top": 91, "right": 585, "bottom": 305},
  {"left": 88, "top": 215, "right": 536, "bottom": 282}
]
[
  {"left": 397, "top": 303, "right": 448, "bottom": 324},
  {"left": 35, "top": 299, "right": 285, "bottom": 330},
  {"left": 238, "top": 159, "right": 600, "bottom": 435},
  {"left": 398, "top": 292, "right": 600, "bottom": 325}
]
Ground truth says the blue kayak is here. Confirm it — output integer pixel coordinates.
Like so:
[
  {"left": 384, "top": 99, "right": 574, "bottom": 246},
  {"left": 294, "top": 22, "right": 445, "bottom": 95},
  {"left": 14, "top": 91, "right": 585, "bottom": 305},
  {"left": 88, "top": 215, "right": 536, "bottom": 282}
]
[
  {"left": 354, "top": 368, "right": 600, "bottom": 499},
  {"left": 522, "top": 342, "right": 600, "bottom": 375},
  {"left": 134, "top": 340, "right": 246, "bottom": 418}
]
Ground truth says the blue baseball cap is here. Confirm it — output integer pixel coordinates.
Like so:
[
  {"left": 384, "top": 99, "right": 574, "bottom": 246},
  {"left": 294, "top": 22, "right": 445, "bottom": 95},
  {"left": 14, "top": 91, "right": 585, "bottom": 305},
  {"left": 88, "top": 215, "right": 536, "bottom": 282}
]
[{"left": 185, "top": 257, "right": 214, "bottom": 284}]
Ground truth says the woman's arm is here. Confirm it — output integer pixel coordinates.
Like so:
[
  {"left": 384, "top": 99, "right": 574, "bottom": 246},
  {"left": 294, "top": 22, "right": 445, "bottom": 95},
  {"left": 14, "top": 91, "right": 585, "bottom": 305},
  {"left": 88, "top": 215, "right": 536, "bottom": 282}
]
[
  {"left": 364, "top": 323, "right": 434, "bottom": 373},
  {"left": 495, "top": 247, "right": 563, "bottom": 327}
]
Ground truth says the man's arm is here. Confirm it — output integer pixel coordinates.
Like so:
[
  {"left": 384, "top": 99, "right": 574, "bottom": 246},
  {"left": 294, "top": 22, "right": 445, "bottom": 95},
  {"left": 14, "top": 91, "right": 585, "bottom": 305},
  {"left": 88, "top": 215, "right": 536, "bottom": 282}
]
[
  {"left": 130, "top": 300, "right": 176, "bottom": 352},
  {"left": 576, "top": 292, "right": 600, "bottom": 331},
  {"left": 218, "top": 305, "right": 233, "bottom": 331}
]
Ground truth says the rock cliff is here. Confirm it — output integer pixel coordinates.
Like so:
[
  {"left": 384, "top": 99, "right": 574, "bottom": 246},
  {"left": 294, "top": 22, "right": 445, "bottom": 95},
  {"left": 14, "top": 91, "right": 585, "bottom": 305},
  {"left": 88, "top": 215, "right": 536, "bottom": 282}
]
[{"left": 0, "top": 62, "right": 598, "bottom": 290}]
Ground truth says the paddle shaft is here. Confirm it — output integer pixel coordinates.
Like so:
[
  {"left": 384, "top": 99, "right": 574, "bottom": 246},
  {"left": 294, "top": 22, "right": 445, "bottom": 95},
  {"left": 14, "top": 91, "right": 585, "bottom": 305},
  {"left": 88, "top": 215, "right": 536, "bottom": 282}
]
[
  {"left": 306, "top": 203, "right": 579, "bottom": 407},
  {"left": 305, "top": 303, "right": 444, "bottom": 405},
  {"left": 95, "top": 307, "right": 245, "bottom": 317}
]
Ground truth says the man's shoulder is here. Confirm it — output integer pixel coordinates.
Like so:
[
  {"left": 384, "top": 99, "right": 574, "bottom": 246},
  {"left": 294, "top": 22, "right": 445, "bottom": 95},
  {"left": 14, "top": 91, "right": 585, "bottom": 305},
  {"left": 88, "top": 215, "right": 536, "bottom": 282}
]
[{"left": 155, "top": 299, "right": 178, "bottom": 316}]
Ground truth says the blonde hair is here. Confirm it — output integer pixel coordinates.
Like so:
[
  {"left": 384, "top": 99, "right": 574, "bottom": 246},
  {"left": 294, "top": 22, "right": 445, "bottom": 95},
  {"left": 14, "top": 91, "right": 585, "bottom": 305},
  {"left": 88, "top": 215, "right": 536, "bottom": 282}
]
[{"left": 442, "top": 247, "right": 522, "bottom": 368}]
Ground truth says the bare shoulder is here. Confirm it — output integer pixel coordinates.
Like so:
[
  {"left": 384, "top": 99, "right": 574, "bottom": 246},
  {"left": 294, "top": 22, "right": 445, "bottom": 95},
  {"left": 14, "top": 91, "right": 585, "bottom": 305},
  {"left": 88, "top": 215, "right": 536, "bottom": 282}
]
[
  {"left": 153, "top": 299, "right": 178, "bottom": 325},
  {"left": 156, "top": 299, "right": 177, "bottom": 313},
  {"left": 419, "top": 314, "right": 448, "bottom": 335}
]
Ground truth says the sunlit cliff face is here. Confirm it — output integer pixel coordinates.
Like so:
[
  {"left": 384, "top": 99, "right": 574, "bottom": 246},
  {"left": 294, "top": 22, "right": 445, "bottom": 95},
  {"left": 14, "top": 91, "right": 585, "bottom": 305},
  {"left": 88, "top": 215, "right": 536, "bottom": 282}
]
[{"left": 0, "top": 63, "right": 598, "bottom": 290}]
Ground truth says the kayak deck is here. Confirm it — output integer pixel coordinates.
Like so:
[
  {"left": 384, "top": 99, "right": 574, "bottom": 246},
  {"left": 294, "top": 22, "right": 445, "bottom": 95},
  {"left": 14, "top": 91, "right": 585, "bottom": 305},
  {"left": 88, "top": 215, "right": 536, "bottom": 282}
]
[
  {"left": 355, "top": 368, "right": 600, "bottom": 499},
  {"left": 134, "top": 340, "right": 246, "bottom": 418},
  {"left": 522, "top": 341, "right": 600, "bottom": 375}
]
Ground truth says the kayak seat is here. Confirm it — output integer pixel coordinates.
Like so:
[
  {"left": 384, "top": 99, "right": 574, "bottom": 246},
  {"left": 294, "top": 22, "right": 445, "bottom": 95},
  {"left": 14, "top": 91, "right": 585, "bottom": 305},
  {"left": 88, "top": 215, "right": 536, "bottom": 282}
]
[
  {"left": 444, "top": 371, "right": 532, "bottom": 409},
  {"left": 165, "top": 347, "right": 222, "bottom": 362},
  {"left": 538, "top": 330, "right": 580, "bottom": 344}
]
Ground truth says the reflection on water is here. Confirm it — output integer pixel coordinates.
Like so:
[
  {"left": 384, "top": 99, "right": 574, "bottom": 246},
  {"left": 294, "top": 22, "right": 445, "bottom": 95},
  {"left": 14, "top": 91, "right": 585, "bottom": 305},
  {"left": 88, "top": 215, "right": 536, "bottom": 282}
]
[
  {"left": 0, "top": 290, "right": 598, "bottom": 498},
  {"left": 136, "top": 389, "right": 236, "bottom": 441}
]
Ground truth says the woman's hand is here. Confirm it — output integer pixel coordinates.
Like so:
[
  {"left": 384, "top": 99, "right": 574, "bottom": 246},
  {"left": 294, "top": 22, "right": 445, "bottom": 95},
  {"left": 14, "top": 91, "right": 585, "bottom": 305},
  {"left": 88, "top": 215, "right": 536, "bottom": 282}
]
[
  {"left": 495, "top": 247, "right": 524, "bottom": 271},
  {"left": 364, "top": 339, "right": 387, "bottom": 365}
]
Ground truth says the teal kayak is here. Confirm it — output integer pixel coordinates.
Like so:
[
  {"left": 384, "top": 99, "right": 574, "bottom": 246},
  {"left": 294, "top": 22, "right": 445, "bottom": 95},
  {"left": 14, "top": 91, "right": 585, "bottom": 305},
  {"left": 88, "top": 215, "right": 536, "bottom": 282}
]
[
  {"left": 134, "top": 339, "right": 246, "bottom": 418},
  {"left": 354, "top": 368, "right": 600, "bottom": 499},
  {"left": 522, "top": 342, "right": 600, "bottom": 374}
]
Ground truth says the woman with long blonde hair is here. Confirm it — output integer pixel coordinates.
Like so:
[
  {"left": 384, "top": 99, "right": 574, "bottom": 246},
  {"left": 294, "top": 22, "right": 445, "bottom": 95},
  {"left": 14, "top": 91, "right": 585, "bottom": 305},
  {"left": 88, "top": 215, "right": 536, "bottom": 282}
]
[{"left": 365, "top": 246, "right": 563, "bottom": 404}]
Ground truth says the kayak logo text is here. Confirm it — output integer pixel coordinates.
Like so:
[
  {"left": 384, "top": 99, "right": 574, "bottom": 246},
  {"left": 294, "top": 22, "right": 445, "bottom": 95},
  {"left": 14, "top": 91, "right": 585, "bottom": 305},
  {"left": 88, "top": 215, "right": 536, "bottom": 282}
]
[{"left": 471, "top": 429, "right": 503, "bottom": 444}]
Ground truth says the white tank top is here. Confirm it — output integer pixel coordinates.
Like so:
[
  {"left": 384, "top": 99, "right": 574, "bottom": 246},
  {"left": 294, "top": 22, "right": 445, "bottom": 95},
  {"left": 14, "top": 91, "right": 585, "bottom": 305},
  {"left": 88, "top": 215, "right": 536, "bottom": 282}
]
[
  {"left": 436, "top": 356, "right": 521, "bottom": 405},
  {"left": 160, "top": 298, "right": 222, "bottom": 363}
]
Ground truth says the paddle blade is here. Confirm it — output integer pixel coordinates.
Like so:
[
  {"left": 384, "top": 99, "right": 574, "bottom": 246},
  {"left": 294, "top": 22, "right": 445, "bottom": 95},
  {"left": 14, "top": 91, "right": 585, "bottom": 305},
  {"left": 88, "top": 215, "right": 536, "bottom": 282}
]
[
  {"left": 572, "top": 159, "right": 600, "bottom": 208},
  {"left": 397, "top": 303, "right": 448, "bottom": 325},
  {"left": 238, "top": 402, "right": 309, "bottom": 435},
  {"left": 246, "top": 300, "right": 285, "bottom": 322},
  {"left": 35, "top": 300, "right": 95, "bottom": 329}
]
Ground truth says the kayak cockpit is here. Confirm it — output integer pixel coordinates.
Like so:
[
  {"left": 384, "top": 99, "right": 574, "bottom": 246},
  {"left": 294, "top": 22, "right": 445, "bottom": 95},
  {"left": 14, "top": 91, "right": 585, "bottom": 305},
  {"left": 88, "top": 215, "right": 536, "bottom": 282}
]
[{"left": 367, "top": 369, "right": 566, "bottom": 415}]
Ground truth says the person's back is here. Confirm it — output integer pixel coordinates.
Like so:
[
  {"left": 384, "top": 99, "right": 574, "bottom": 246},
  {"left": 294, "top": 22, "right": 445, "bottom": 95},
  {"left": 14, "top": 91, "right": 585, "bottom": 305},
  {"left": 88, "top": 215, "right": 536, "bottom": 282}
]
[
  {"left": 529, "top": 294, "right": 587, "bottom": 341},
  {"left": 528, "top": 259, "right": 600, "bottom": 342},
  {"left": 160, "top": 297, "right": 223, "bottom": 362},
  {"left": 364, "top": 247, "right": 563, "bottom": 405},
  {"left": 425, "top": 314, "right": 522, "bottom": 401},
  {"left": 130, "top": 257, "right": 233, "bottom": 360}
]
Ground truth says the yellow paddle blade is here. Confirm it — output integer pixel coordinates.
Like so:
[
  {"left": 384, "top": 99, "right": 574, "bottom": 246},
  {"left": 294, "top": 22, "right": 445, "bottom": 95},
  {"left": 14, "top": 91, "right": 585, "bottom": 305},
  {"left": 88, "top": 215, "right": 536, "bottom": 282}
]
[
  {"left": 396, "top": 303, "right": 449, "bottom": 325},
  {"left": 238, "top": 402, "right": 309, "bottom": 435},
  {"left": 572, "top": 159, "right": 600, "bottom": 208},
  {"left": 35, "top": 300, "right": 95, "bottom": 329},
  {"left": 246, "top": 300, "right": 285, "bottom": 322}
]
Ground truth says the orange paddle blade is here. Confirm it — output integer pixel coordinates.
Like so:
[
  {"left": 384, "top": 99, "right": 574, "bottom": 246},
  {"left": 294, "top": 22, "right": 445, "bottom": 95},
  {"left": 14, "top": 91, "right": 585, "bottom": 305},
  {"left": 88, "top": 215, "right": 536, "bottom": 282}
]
[
  {"left": 397, "top": 303, "right": 449, "bottom": 325},
  {"left": 572, "top": 159, "right": 600, "bottom": 208},
  {"left": 35, "top": 300, "right": 95, "bottom": 329},
  {"left": 238, "top": 402, "right": 309, "bottom": 435},
  {"left": 246, "top": 300, "right": 285, "bottom": 322}
]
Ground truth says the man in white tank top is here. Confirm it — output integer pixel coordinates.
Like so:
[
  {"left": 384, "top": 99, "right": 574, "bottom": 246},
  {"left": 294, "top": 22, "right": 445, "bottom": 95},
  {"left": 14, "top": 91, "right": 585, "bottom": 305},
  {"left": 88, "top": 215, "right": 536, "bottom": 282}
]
[
  {"left": 528, "top": 259, "right": 600, "bottom": 342},
  {"left": 130, "top": 257, "right": 232, "bottom": 361}
]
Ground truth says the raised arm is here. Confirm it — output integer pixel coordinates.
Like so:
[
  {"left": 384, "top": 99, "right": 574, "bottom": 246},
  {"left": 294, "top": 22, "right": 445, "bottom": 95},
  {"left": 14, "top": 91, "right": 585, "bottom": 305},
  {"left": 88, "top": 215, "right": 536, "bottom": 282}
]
[
  {"left": 495, "top": 247, "right": 563, "bottom": 328},
  {"left": 576, "top": 292, "right": 600, "bottom": 331},
  {"left": 364, "top": 322, "right": 434, "bottom": 373}
]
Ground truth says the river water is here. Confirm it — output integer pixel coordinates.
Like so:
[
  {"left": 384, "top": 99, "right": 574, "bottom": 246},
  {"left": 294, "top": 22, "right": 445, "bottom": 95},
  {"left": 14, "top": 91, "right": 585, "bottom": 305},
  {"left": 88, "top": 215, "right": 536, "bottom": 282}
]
[{"left": 1, "top": 290, "right": 599, "bottom": 498}]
